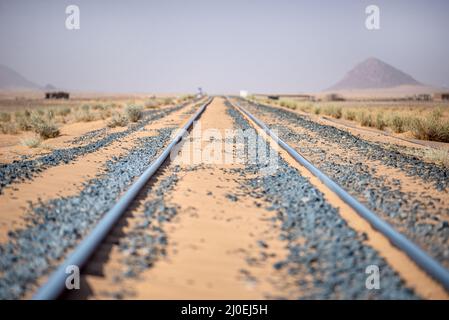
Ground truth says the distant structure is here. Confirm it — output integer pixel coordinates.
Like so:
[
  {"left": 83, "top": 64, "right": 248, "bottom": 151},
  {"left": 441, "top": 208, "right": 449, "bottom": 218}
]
[
  {"left": 414, "top": 94, "right": 432, "bottom": 101},
  {"left": 239, "top": 90, "right": 248, "bottom": 98},
  {"left": 45, "top": 91, "right": 69, "bottom": 99},
  {"left": 323, "top": 93, "right": 345, "bottom": 101},
  {"left": 255, "top": 94, "right": 313, "bottom": 101},
  {"left": 197, "top": 87, "right": 204, "bottom": 98},
  {"left": 433, "top": 92, "right": 449, "bottom": 101}
]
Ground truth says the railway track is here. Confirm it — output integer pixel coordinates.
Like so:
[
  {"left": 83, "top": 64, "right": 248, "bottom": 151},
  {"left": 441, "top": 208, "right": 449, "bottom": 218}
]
[
  {"left": 226, "top": 96, "right": 449, "bottom": 293},
  {"left": 33, "top": 97, "right": 213, "bottom": 299},
  {"left": 31, "top": 96, "right": 449, "bottom": 299}
]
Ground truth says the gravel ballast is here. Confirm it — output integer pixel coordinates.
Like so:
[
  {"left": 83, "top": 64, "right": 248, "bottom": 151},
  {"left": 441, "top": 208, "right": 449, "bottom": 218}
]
[
  {"left": 226, "top": 102, "right": 418, "bottom": 299},
  {"left": 241, "top": 99, "right": 449, "bottom": 268},
  {"left": 244, "top": 99, "right": 449, "bottom": 190},
  {"left": 0, "top": 102, "right": 190, "bottom": 193},
  {"left": 0, "top": 127, "right": 175, "bottom": 299}
]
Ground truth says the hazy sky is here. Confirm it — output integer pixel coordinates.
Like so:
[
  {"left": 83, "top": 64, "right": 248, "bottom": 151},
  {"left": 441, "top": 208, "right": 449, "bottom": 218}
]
[{"left": 0, "top": 0, "right": 448, "bottom": 93}]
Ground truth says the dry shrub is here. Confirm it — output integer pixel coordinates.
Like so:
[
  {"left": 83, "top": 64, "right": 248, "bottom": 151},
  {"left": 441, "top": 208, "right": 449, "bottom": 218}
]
[
  {"left": 358, "top": 112, "right": 373, "bottom": 127},
  {"left": 323, "top": 105, "right": 342, "bottom": 119},
  {"left": 389, "top": 115, "right": 407, "bottom": 133},
  {"left": 0, "top": 112, "right": 11, "bottom": 122},
  {"left": 75, "top": 105, "right": 96, "bottom": 122},
  {"left": 75, "top": 111, "right": 96, "bottom": 122},
  {"left": 125, "top": 105, "right": 143, "bottom": 122},
  {"left": 410, "top": 111, "right": 449, "bottom": 142},
  {"left": 298, "top": 102, "right": 313, "bottom": 113},
  {"left": 0, "top": 111, "right": 20, "bottom": 134},
  {"left": 145, "top": 99, "right": 160, "bottom": 109},
  {"left": 162, "top": 97, "right": 174, "bottom": 105},
  {"left": 0, "top": 122, "right": 19, "bottom": 134},
  {"left": 56, "top": 106, "right": 71, "bottom": 116},
  {"left": 375, "top": 113, "right": 387, "bottom": 130},
  {"left": 92, "top": 104, "right": 105, "bottom": 110},
  {"left": 424, "top": 148, "right": 449, "bottom": 168},
  {"left": 21, "top": 136, "right": 42, "bottom": 148},
  {"left": 100, "top": 107, "right": 113, "bottom": 120},
  {"left": 30, "top": 113, "right": 60, "bottom": 139},
  {"left": 16, "top": 114, "right": 33, "bottom": 131},
  {"left": 344, "top": 110, "right": 357, "bottom": 121},
  {"left": 107, "top": 113, "right": 128, "bottom": 128},
  {"left": 279, "top": 100, "right": 297, "bottom": 110}
]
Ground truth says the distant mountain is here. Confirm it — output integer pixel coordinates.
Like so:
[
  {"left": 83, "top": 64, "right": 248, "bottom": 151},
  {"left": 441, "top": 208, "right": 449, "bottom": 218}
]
[
  {"left": 0, "top": 64, "right": 41, "bottom": 90},
  {"left": 327, "top": 57, "right": 422, "bottom": 91},
  {"left": 44, "top": 83, "right": 58, "bottom": 91}
]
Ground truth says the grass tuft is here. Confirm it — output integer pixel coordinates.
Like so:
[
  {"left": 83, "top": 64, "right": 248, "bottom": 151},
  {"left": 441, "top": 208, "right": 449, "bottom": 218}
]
[
  {"left": 30, "top": 113, "right": 60, "bottom": 139},
  {"left": 0, "top": 112, "right": 11, "bottom": 122},
  {"left": 323, "top": 105, "right": 342, "bottom": 119},
  {"left": 343, "top": 110, "right": 357, "bottom": 121},
  {"left": 0, "top": 122, "right": 19, "bottom": 134},
  {"left": 125, "top": 105, "right": 143, "bottom": 122},
  {"left": 145, "top": 99, "right": 160, "bottom": 109},
  {"left": 21, "top": 136, "right": 42, "bottom": 148},
  {"left": 375, "top": 113, "right": 387, "bottom": 130},
  {"left": 409, "top": 112, "right": 449, "bottom": 142},
  {"left": 107, "top": 113, "right": 129, "bottom": 128}
]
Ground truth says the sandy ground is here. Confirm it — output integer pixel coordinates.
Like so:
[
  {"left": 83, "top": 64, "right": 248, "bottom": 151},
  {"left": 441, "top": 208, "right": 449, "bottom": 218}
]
[
  {"left": 69, "top": 98, "right": 293, "bottom": 299},
  {"left": 235, "top": 100, "right": 448, "bottom": 299},
  {"left": 253, "top": 100, "right": 449, "bottom": 152},
  {"left": 0, "top": 119, "right": 123, "bottom": 163},
  {"left": 0, "top": 103, "right": 185, "bottom": 164},
  {"left": 0, "top": 102, "right": 197, "bottom": 243},
  {"left": 62, "top": 97, "right": 449, "bottom": 300},
  {"left": 257, "top": 113, "right": 449, "bottom": 209},
  {"left": 2, "top": 96, "right": 447, "bottom": 300},
  {"left": 320, "top": 116, "right": 449, "bottom": 151}
]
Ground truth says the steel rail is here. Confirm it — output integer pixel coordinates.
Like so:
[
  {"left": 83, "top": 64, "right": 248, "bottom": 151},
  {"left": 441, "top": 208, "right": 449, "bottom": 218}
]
[
  {"left": 33, "top": 97, "right": 213, "bottom": 300},
  {"left": 226, "top": 96, "right": 449, "bottom": 292}
]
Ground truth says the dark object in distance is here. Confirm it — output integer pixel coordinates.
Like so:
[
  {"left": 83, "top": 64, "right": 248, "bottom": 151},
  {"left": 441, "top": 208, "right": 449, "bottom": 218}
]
[
  {"left": 433, "top": 92, "right": 449, "bottom": 101},
  {"left": 45, "top": 91, "right": 69, "bottom": 99}
]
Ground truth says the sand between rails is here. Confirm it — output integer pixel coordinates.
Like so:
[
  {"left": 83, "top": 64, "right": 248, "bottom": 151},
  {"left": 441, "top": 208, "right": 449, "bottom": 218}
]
[
  {"left": 77, "top": 98, "right": 293, "bottom": 299},
  {"left": 70, "top": 97, "right": 447, "bottom": 299}
]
